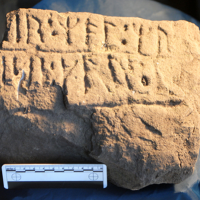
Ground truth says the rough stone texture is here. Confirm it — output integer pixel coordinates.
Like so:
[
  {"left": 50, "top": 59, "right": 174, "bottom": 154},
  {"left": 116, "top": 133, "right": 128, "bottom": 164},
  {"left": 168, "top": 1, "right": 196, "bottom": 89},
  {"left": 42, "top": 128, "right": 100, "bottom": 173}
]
[{"left": 0, "top": 8, "right": 200, "bottom": 190}]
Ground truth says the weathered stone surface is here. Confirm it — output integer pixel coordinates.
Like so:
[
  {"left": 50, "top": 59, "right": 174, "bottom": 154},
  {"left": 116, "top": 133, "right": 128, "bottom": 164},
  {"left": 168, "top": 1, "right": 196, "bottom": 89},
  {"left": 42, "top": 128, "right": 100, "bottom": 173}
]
[{"left": 0, "top": 8, "right": 200, "bottom": 190}]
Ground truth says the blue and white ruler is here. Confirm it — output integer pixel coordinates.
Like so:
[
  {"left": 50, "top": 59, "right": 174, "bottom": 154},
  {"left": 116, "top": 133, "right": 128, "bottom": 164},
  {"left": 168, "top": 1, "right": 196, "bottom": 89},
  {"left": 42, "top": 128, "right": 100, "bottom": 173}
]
[{"left": 2, "top": 164, "right": 107, "bottom": 189}]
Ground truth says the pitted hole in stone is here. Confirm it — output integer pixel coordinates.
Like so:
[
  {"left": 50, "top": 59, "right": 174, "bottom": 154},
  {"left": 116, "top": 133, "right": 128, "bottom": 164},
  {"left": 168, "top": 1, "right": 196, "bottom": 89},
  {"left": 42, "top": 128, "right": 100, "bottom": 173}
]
[
  {"left": 62, "top": 58, "right": 66, "bottom": 69},
  {"left": 108, "top": 54, "right": 113, "bottom": 59},
  {"left": 140, "top": 62, "right": 144, "bottom": 67},
  {"left": 128, "top": 65, "right": 134, "bottom": 71},
  {"left": 169, "top": 90, "right": 174, "bottom": 95},
  {"left": 14, "top": 68, "right": 19, "bottom": 76},
  {"left": 13, "top": 57, "right": 19, "bottom": 76},
  {"left": 37, "top": 29, "right": 41, "bottom": 34},
  {"left": 52, "top": 30, "right": 58, "bottom": 36},
  {"left": 51, "top": 80, "right": 55, "bottom": 86},
  {"left": 124, "top": 25, "right": 128, "bottom": 31},
  {"left": 50, "top": 62, "right": 54, "bottom": 70},
  {"left": 122, "top": 39, "right": 127, "bottom": 45},
  {"left": 36, "top": 45, "right": 40, "bottom": 50},
  {"left": 48, "top": 18, "right": 53, "bottom": 26},
  {"left": 141, "top": 75, "right": 149, "bottom": 86}
]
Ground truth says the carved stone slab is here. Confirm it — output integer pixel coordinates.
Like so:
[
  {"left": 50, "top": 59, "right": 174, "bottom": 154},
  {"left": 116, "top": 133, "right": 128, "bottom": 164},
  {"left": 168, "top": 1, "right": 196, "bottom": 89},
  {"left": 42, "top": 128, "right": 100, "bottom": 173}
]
[{"left": 0, "top": 8, "right": 200, "bottom": 190}]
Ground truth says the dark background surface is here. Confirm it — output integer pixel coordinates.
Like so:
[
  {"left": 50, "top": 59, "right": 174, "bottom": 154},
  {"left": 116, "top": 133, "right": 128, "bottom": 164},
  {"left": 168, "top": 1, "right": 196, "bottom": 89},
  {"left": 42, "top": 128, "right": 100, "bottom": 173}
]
[
  {"left": 17, "top": 0, "right": 200, "bottom": 21},
  {"left": 154, "top": 0, "right": 200, "bottom": 21},
  {"left": 16, "top": 0, "right": 200, "bottom": 22}
]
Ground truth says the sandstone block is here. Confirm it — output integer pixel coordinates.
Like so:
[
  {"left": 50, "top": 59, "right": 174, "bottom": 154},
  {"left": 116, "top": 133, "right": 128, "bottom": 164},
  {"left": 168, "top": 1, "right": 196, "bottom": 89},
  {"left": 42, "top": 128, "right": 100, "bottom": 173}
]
[{"left": 0, "top": 8, "right": 200, "bottom": 190}]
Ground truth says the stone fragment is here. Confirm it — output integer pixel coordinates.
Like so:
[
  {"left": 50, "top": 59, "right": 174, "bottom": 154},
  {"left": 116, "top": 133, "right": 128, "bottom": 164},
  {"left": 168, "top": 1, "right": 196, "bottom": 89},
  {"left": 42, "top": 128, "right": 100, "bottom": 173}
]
[{"left": 0, "top": 8, "right": 200, "bottom": 190}]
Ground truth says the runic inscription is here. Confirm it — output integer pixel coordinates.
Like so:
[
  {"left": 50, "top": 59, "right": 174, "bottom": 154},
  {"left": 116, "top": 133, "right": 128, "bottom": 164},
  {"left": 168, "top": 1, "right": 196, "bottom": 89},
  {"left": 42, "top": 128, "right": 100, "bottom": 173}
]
[
  {"left": 1, "top": 8, "right": 200, "bottom": 106},
  {"left": 0, "top": 8, "right": 200, "bottom": 105},
  {"left": 0, "top": 51, "right": 189, "bottom": 107},
  {"left": 2, "top": 9, "right": 199, "bottom": 55}
]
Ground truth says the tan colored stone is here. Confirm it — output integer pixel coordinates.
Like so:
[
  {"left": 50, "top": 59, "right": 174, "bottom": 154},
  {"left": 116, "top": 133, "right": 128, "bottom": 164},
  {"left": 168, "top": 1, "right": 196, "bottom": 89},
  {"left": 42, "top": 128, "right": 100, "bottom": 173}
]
[{"left": 0, "top": 8, "right": 200, "bottom": 190}]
